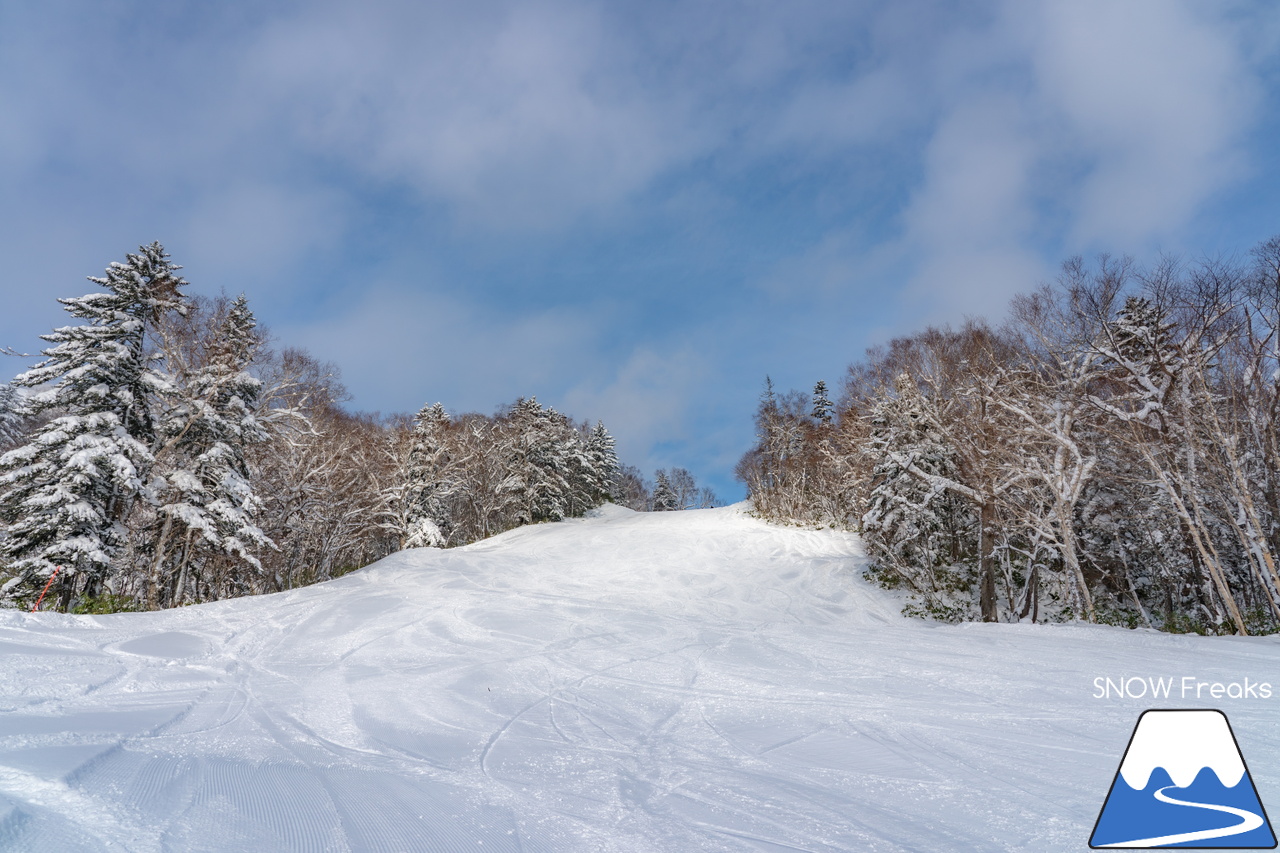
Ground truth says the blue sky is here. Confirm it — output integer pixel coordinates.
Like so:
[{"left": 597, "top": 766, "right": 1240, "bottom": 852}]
[{"left": 2, "top": 0, "right": 1278, "bottom": 501}]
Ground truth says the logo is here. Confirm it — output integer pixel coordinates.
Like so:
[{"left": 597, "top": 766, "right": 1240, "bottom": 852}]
[{"left": 1090, "top": 710, "right": 1276, "bottom": 848}]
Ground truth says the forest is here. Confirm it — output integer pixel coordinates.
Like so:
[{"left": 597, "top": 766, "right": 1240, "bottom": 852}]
[
  {"left": 10, "top": 236, "right": 1280, "bottom": 636},
  {"left": 738, "top": 236, "right": 1280, "bottom": 635},
  {"left": 0, "top": 244, "right": 713, "bottom": 613}
]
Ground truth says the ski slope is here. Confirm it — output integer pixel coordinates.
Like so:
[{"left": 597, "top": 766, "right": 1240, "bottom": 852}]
[{"left": 0, "top": 504, "right": 1277, "bottom": 852}]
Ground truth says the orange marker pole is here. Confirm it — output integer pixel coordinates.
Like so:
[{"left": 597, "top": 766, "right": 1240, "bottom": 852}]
[{"left": 31, "top": 566, "right": 61, "bottom": 612}]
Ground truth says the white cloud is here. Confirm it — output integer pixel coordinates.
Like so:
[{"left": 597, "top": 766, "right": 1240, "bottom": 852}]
[
  {"left": 886, "top": 0, "right": 1259, "bottom": 326},
  {"left": 562, "top": 346, "right": 710, "bottom": 468},
  {"left": 179, "top": 184, "right": 347, "bottom": 297},
  {"left": 277, "top": 282, "right": 604, "bottom": 416},
  {"left": 244, "top": 0, "right": 710, "bottom": 231},
  {"left": 0, "top": 0, "right": 1271, "bottom": 493},
  {"left": 904, "top": 95, "right": 1037, "bottom": 250},
  {"left": 1016, "top": 0, "right": 1255, "bottom": 246}
]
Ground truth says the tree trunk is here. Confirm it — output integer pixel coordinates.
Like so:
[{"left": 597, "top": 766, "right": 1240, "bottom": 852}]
[
  {"left": 979, "top": 497, "right": 998, "bottom": 622},
  {"left": 174, "top": 529, "right": 195, "bottom": 607},
  {"left": 147, "top": 513, "right": 175, "bottom": 611},
  {"left": 1056, "top": 505, "right": 1096, "bottom": 622}
]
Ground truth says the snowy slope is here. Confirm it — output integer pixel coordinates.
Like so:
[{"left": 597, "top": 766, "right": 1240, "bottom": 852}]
[{"left": 0, "top": 504, "right": 1277, "bottom": 852}]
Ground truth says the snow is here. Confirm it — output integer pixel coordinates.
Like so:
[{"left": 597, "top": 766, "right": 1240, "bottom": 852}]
[{"left": 1, "top": 504, "right": 1278, "bottom": 851}]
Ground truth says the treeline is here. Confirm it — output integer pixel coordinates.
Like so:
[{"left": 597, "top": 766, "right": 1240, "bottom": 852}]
[
  {"left": 739, "top": 236, "right": 1280, "bottom": 634},
  {"left": 0, "top": 243, "right": 709, "bottom": 613}
]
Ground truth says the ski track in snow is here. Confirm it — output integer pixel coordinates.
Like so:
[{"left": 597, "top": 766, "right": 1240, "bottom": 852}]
[{"left": 0, "top": 504, "right": 1277, "bottom": 851}]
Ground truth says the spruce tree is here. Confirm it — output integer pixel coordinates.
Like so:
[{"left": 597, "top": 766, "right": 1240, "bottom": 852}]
[
  {"left": 811, "top": 380, "right": 833, "bottom": 424},
  {"left": 507, "top": 397, "right": 572, "bottom": 524},
  {"left": 0, "top": 383, "right": 25, "bottom": 449},
  {"left": 404, "top": 402, "right": 452, "bottom": 548},
  {"left": 584, "top": 421, "right": 620, "bottom": 505},
  {"left": 0, "top": 243, "right": 186, "bottom": 608},
  {"left": 652, "top": 469, "right": 678, "bottom": 512},
  {"left": 148, "top": 295, "right": 271, "bottom": 607},
  {"left": 861, "top": 374, "right": 975, "bottom": 614}
]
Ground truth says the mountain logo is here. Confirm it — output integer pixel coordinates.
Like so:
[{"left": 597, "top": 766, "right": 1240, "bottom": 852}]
[{"left": 1090, "top": 709, "right": 1276, "bottom": 848}]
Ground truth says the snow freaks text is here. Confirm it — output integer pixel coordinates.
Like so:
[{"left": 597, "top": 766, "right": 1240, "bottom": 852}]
[{"left": 1093, "top": 677, "right": 1273, "bottom": 700}]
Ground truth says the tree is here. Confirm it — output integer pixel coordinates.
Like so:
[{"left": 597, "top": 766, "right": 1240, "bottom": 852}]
[
  {"left": 861, "top": 373, "right": 976, "bottom": 616},
  {"left": 404, "top": 402, "right": 452, "bottom": 548},
  {"left": 811, "top": 380, "right": 833, "bottom": 424},
  {"left": 504, "top": 397, "right": 573, "bottom": 524},
  {"left": 146, "top": 295, "right": 272, "bottom": 608},
  {"left": 667, "top": 467, "right": 698, "bottom": 510},
  {"left": 652, "top": 470, "right": 678, "bottom": 511},
  {"left": 872, "top": 325, "right": 1024, "bottom": 622},
  {"left": 0, "top": 383, "right": 25, "bottom": 450},
  {"left": 583, "top": 422, "right": 620, "bottom": 506},
  {"left": 0, "top": 243, "right": 186, "bottom": 609},
  {"left": 1090, "top": 288, "right": 1249, "bottom": 633},
  {"left": 614, "top": 464, "right": 651, "bottom": 512}
]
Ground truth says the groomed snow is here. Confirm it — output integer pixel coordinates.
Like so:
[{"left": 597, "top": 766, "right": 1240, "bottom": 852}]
[{"left": 0, "top": 504, "right": 1277, "bottom": 851}]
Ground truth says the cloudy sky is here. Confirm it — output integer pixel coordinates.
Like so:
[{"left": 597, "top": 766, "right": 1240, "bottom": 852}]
[{"left": 2, "top": 0, "right": 1278, "bottom": 500}]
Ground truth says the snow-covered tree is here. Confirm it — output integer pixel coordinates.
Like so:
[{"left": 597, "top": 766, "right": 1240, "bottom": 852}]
[
  {"left": 668, "top": 467, "right": 698, "bottom": 510},
  {"left": 861, "top": 373, "right": 976, "bottom": 617},
  {"left": 736, "top": 237, "right": 1280, "bottom": 633},
  {"left": 583, "top": 421, "right": 620, "bottom": 506},
  {"left": 652, "top": 470, "right": 678, "bottom": 512},
  {"left": 0, "top": 243, "right": 186, "bottom": 608},
  {"left": 404, "top": 402, "right": 452, "bottom": 548},
  {"left": 1092, "top": 289, "right": 1249, "bottom": 633},
  {"left": 0, "top": 383, "right": 26, "bottom": 449},
  {"left": 614, "top": 464, "right": 651, "bottom": 512},
  {"left": 146, "top": 295, "right": 272, "bottom": 607},
  {"left": 504, "top": 398, "right": 574, "bottom": 524},
  {"left": 811, "top": 380, "right": 833, "bottom": 424}
]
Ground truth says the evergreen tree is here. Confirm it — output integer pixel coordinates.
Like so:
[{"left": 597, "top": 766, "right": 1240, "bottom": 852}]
[
  {"left": 811, "top": 380, "right": 833, "bottom": 424},
  {"left": 148, "top": 295, "right": 271, "bottom": 607},
  {"left": 584, "top": 421, "right": 620, "bottom": 505},
  {"left": 506, "top": 397, "right": 572, "bottom": 524},
  {"left": 0, "top": 243, "right": 186, "bottom": 608},
  {"left": 652, "top": 469, "right": 678, "bottom": 512},
  {"left": 1102, "top": 295, "right": 1183, "bottom": 432},
  {"left": 404, "top": 402, "right": 452, "bottom": 548},
  {"left": 0, "top": 383, "right": 25, "bottom": 449},
  {"left": 861, "top": 374, "right": 976, "bottom": 616}
]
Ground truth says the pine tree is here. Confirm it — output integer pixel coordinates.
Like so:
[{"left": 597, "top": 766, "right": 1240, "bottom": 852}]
[
  {"left": 0, "top": 383, "right": 25, "bottom": 449},
  {"left": 584, "top": 421, "right": 620, "bottom": 505},
  {"left": 812, "top": 380, "right": 833, "bottom": 424},
  {"left": 148, "top": 295, "right": 272, "bottom": 607},
  {"left": 652, "top": 469, "right": 678, "bottom": 512},
  {"left": 861, "top": 374, "right": 976, "bottom": 616},
  {"left": 506, "top": 397, "right": 573, "bottom": 524},
  {"left": 0, "top": 243, "right": 186, "bottom": 608},
  {"left": 1103, "top": 296, "right": 1182, "bottom": 432},
  {"left": 404, "top": 402, "right": 452, "bottom": 548}
]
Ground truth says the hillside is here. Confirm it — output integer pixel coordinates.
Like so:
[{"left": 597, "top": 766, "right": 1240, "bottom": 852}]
[{"left": 0, "top": 505, "right": 1276, "bottom": 851}]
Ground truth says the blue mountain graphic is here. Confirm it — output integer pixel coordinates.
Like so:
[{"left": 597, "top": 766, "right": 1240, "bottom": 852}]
[{"left": 1091, "top": 765, "right": 1276, "bottom": 848}]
